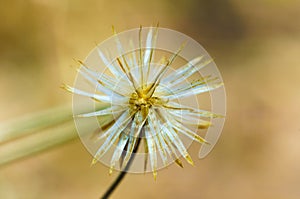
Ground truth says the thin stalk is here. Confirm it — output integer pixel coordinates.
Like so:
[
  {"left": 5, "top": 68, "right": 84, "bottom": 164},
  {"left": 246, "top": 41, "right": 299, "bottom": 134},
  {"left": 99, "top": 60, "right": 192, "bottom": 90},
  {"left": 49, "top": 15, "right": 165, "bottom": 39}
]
[{"left": 101, "top": 138, "right": 141, "bottom": 199}]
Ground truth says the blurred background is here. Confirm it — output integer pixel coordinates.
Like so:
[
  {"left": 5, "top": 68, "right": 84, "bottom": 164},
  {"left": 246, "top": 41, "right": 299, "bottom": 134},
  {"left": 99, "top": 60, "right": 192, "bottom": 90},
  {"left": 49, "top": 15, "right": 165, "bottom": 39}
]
[{"left": 1, "top": 0, "right": 300, "bottom": 198}]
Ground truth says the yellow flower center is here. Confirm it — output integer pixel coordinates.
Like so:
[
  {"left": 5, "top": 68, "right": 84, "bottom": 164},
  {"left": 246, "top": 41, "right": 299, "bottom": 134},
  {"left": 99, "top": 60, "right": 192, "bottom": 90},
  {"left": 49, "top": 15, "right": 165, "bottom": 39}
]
[{"left": 129, "top": 84, "right": 166, "bottom": 120}]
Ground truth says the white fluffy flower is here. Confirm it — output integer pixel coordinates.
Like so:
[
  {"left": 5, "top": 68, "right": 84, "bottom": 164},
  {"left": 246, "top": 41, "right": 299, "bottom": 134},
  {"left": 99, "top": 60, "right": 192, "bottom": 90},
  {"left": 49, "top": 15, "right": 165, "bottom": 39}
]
[{"left": 63, "top": 26, "right": 223, "bottom": 179}]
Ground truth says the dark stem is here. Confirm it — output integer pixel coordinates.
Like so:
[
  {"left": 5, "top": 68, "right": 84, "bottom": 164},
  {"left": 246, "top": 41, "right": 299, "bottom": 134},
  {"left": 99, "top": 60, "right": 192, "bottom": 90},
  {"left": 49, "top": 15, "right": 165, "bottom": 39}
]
[{"left": 101, "top": 138, "right": 141, "bottom": 199}]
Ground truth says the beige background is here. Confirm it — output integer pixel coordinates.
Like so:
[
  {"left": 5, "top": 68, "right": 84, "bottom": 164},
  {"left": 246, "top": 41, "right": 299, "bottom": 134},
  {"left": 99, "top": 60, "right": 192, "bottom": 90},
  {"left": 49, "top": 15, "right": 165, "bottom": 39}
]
[{"left": 1, "top": 0, "right": 300, "bottom": 198}]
